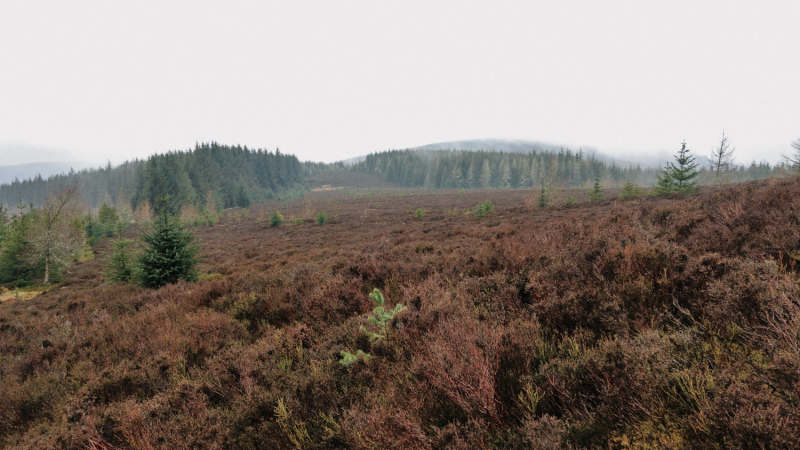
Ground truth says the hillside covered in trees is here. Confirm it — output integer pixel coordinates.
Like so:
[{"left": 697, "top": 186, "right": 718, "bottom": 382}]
[
  {"left": 0, "top": 143, "right": 304, "bottom": 214},
  {"left": 350, "top": 148, "right": 786, "bottom": 190}
]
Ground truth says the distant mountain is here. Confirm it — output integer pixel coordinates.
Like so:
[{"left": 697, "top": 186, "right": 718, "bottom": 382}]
[{"left": 0, "top": 161, "right": 89, "bottom": 185}]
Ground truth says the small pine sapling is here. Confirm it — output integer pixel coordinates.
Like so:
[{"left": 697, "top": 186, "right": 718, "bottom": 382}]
[
  {"left": 316, "top": 211, "right": 329, "bottom": 225},
  {"left": 475, "top": 200, "right": 494, "bottom": 217},
  {"left": 269, "top": 211, "right": 284, "bottom": 227},
  {"left": 415, "top": 208, "right": 425, "bottom": 219},
  {"left": 588, "top": 175, "right": 604, "bottom": 202},
  {"left": 339, "top": 288, "right": 407, "bottom": 366},
  {"left": 360, "top": 288, "right": 407, "bottom": 342},
  {"left": 619, "top": 179, "right": 643, "bottom": 199}
]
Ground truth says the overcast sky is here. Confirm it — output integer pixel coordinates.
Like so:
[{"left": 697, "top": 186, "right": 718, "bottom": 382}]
[{"left": 1, "top": 1, "right": 798, "bottom": 166}]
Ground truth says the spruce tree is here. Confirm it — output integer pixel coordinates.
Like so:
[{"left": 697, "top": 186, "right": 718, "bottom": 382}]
[
  {"left": 588, "top": 175, "right": 604, "bottom": 201},
  {"left": 653, "top": 164, "right": 675, "bottom": 195},
  {"left": 619, "top": 179, "right": 642, "bottom": 199},
  {"left": 653, "top": 141, "right": 699, "bottom": 195},
  {"left": 138, "top": 186, "right": 200, "bottom": 288},
  {"left": 671, "top": 141, "right": 700, "bottom": 193},
  {"left": 105, "top": 233, "right": 137, "bottom": 283}
]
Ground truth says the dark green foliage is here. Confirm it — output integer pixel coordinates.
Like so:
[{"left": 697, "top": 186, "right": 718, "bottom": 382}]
[
  {"left": 0, "top": 143, "right": 304, "bottom": 214},
  {"left": 537, "top": 185, "right": 552, "bottom": 208},
  {"left": 619, "top": 179, "right": 643, "bottom": 199},
  {"left": 97, "top": 203, "right": 119, "bottom": 225},
  {"left": 269, "top": 211, "right": 284, "bottom": 227},
  {"left": 653, "top": 166, "right": 675, "bottom": 194},
  {"left": 138, "top": 196, "right": 200, "bottom": 289},
  {"left": 654, "top": 142, "right": 700, "bottom": 194},
  {"left": 104, "top": 236, "right": 137, "bottom": 283},
  {"left": 475, "top": 200, "right": 494, "bottom": 217},
  {"left": 0, "top": 208, "right": 40, "bottom": 286},
  {"left": 355, "top": 149, "right": 658, "bottom": 189},
  {"left": 86, "top": 203, "right": 123, "bottom": 245},
  {"left": 315, "top": 211, "right": 328, "bottom": 225},
  {"left": 588, "top": 175, "right": 604, "bottom": 201},
  {"left": 234, "top": 183, "right": 251, "bottom": 208},
  {"left": 414, "top": 208, "right": 425, "bottom": 219}
]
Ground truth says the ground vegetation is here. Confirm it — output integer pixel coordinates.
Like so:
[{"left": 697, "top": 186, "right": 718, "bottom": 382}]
[{"left": 1, "top": 172, "right": 799, "bottom": 448}]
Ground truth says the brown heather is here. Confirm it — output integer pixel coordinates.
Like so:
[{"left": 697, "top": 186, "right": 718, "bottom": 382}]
[{"left": 1, "top": 173, "right": 799, "bottom": 449}]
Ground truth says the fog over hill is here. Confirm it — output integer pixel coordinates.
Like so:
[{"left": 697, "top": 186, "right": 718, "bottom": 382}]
[
  {"left": 0, "top": 143, "right": 94, "bottom": 185},
  {"left": 341, "top": 139, "right": 678, "bottom": 168},
  {"left": 0, "top": 162, "right": 92, "bottom": 185}
]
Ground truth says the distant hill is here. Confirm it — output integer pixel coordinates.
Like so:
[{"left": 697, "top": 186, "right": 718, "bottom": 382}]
[
  {"left": 340, "top": 139, "right": 649, "bottom": 168},
  {"left": 0, "top": 161, "right": 89, "bottom": 185},
  {"left": 410, "top": 138, "right": 584, "bottom": 154}
]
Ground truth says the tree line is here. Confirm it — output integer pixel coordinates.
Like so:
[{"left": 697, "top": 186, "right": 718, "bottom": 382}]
[
  {"left": 0, "top": 142, "right": 305, "bottom": 214},
  {"left": 1, "top": 179, "right": 200, "bottom": 288},
  {"left": 349, "top": 142, "right": 791, "bottom": 190}
]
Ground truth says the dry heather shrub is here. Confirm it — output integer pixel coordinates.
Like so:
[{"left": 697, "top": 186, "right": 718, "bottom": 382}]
[
  {"left": 536, "top": 330, "right": 677, "bottom": 444},
  {"left": 412, "top": 308, "right": 504, "bottom": 425},
  {"left": 342, "top": 392, "right": 430, "bottom": 450},
  {"left": 429, "top": 417, "right": 491, "bottom": 450},
  {"left": 520, "top": 414, "right": 568, "bottom": 450}
]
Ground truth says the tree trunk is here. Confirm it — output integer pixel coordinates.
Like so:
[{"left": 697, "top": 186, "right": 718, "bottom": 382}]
[{"left": 44, "top": 252, "right": 50, "bottom": 284}]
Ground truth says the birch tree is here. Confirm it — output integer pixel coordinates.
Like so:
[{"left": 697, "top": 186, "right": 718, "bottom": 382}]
[{"left": 24, "top": 182, "right": 84, "bottom": 283}]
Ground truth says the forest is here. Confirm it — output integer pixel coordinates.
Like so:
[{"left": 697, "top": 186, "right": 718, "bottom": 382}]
[
  {"left": 0, "top": 143, "right": 305, "bottom": 214},
  {"left": 351, "top": 148, "right": 785, "bottom": 190}
]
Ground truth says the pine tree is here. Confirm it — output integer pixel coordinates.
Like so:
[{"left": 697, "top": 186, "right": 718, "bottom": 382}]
[
  {"left": 480, "top": 159, "right": 492, "bottom": 188},
  {"left": 671, "top": 141, "right": 700, "bottom": 193},
  {"left": 619, "top": 179, "right": 642, "bottom": 199},
  {"left": 105, "top": 234, "right": 137, "bottom": 283},
  {"left": 235, "top": 183, "right": 251, "bottom": 208},
  {"left": 138, "top": 186, "right": 200, "bottom": 288},
  {"left": 653, "top": 141, "right": 699, "bottom": 194},
  {"left": 588, "top": 175, "right": 604, "bottom": 201},
  {"left": 653, "top": 164, "right": 675, "bottom": 195},
  {"left": 98, "top": 203, "right": 119, "bottom": 226}
]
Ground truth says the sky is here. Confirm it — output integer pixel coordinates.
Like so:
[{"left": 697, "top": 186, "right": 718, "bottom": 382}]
[{"left": 1, "top": 1, "right": 799, "bottom": 167}]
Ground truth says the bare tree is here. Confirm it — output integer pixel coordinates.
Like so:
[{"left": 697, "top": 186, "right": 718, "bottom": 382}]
[
  {"left": 709, "top": 131, "right": 735, "bottom": 186},
  {"left": 24, "top": 181, "right": 84, "bottom": 283},
  {"left": 787, "top": 138, "right": 800, "bottom": 170}
]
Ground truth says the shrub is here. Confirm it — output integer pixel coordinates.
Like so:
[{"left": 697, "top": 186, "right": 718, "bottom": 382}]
[
  {"left": 415, "top": 208, "right": 425, "bottom": 219},
  {"left": 270, "top": 211, "right": 285, "bottom": 227},
  {"left": 316, "top": 211, "right": 329, "bottom": 225},
  {"left": 475, "top": 200, "right": 494, "bottom": 217}
]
